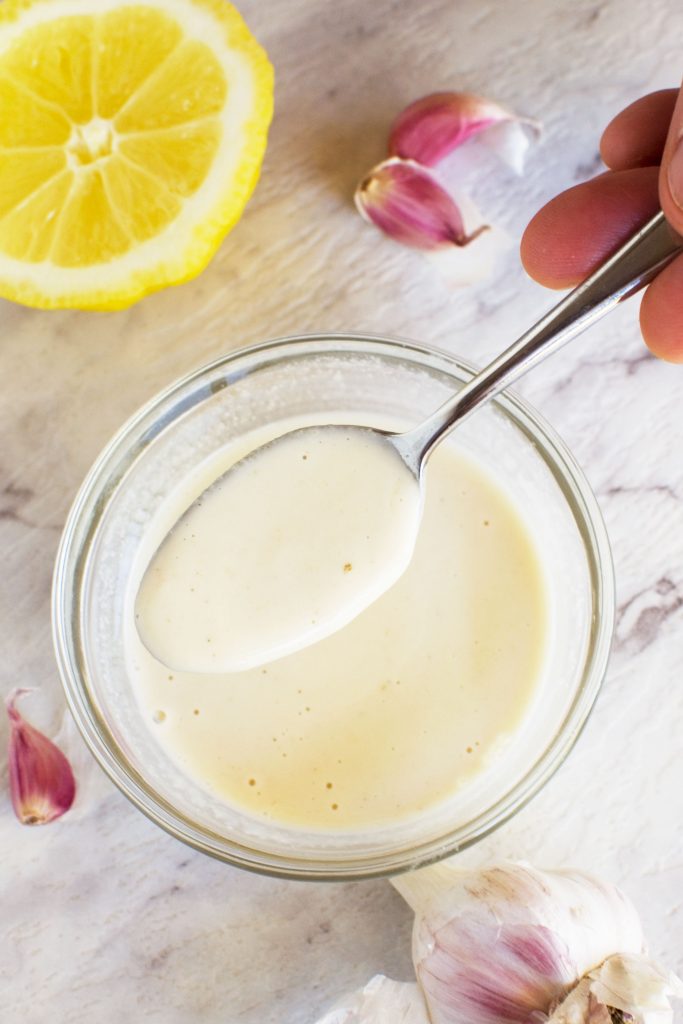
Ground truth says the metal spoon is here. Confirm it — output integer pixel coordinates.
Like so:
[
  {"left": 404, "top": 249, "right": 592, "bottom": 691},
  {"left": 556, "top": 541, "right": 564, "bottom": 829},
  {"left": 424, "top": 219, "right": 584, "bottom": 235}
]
[
  {"left": 137, "top": 212, "right": 683, "bottom": 673},
  {"left": 389, "top": 210, "right": 682, "bottom": 478}
]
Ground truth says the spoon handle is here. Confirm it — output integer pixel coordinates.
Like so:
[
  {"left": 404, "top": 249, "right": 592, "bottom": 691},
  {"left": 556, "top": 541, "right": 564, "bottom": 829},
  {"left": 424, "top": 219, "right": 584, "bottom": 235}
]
[{"left": 398, "top": 211, "right": 683, "bottom": 473}]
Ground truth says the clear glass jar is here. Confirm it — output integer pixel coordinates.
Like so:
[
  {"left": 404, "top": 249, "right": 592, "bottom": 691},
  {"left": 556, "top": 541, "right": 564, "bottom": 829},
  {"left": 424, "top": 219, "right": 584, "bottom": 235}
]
[{"left": 52, "top": 334, "right": 614, "bottom": 880}]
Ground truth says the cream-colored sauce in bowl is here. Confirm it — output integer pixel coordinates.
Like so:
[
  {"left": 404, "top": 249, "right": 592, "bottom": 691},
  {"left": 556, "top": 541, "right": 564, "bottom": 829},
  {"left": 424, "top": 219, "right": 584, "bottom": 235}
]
[{"left": 127, "top": 415, "right": 549, "bottom": 831}]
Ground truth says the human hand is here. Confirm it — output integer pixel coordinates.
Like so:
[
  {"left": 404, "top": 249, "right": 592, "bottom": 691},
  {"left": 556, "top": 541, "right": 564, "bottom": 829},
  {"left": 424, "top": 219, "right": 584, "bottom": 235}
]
[{"left": 521, "top": 87, "right": 683, "bottom": 363}]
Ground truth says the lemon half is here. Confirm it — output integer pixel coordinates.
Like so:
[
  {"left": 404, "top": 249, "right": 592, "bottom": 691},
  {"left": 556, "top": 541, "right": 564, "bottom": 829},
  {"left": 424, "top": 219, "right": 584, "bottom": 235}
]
[{"left": 0, "top": 0, "right": 273, "bottom": 309}]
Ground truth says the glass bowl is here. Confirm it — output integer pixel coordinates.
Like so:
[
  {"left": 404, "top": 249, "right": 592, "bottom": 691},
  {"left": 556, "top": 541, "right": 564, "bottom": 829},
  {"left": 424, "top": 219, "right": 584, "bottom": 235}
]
[{"left": 52, "top": 334, "right": 614, "bottom": 880}]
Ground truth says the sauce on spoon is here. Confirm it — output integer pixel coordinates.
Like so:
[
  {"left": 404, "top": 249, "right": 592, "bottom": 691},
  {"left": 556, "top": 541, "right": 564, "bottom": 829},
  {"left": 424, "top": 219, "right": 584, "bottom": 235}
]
[{"left": 135, "top": 425, "right": 422, "bottom": 672}]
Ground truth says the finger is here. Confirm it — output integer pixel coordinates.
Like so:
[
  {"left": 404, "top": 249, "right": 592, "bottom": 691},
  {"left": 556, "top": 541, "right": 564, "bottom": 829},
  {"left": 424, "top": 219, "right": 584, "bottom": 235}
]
[
  {"left": 520, "top": 167, "right": 660, "bottom": 289},
  {"left": 659, "top": 82, "right": 683, "bottom": 235},
  {"left": 600, "top": 89, "right": 679, "bottom": 170},
  {"left": 639, "top": 254, "right": 683, "bottom": 363}
]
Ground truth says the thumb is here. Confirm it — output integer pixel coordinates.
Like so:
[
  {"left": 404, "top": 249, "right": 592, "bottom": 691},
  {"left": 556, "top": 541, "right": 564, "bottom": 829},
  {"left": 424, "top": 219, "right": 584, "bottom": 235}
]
[{"left": 660, "top": 81, "right": 683, "bottom": 233}]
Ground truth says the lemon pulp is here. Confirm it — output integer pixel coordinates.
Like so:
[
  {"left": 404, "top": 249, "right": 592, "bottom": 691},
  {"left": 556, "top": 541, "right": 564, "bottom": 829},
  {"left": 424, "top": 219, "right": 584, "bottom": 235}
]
[{"left": 0, "top": 0, "right": 273, "bottom": 309}]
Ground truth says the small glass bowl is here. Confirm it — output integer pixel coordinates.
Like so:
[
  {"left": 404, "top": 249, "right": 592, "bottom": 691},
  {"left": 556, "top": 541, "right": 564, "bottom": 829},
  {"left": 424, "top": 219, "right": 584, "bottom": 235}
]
[{"left": 52, "top": 334, "right": 614, "bottom": 880}]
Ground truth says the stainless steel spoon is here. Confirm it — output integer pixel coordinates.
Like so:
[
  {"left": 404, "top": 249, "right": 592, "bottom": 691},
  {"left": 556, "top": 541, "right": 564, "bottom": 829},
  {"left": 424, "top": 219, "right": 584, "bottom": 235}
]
[
  {"left": 389, "top": 210, "right": 683, "bottom": 478},
  {"left": 137, "top": 211, "right": 683, "bottom": 673}
]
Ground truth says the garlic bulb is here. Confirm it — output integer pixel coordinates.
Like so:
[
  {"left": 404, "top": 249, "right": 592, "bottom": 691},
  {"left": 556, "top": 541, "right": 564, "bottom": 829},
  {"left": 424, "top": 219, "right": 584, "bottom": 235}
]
[
  {"left": 391, "top": 861, "right": 645, "bottom": 1024},
  {"left": 388, "top": 91, "right": 540, "bottom": 174},
  {"left": 314, "top": 862, "right": 681, "bottom": 1024},
  {"left": 5, "top": 688, "right": 76, "bottom": 825},
  {"left": 313, "top": 975, "right": 430, "bottom": 1024}
]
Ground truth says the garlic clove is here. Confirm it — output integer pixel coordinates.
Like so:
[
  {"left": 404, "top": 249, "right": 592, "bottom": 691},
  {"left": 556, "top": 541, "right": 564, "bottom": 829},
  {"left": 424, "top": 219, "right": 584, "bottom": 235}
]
[
  {"left": 313, "top": 975, "right": 430, "bottom": 1024},
  {"left": 354, "top": 157, "right": 488, "bottom": 250},
  {"left": 6, "top": 688, "right": 77, "bottom": 825},
  {"left": 392, "top": 861, "right": 644, "bottom": 1024},
  {"left": 388, "top": 91, "right": 541, "bottom": 173}
]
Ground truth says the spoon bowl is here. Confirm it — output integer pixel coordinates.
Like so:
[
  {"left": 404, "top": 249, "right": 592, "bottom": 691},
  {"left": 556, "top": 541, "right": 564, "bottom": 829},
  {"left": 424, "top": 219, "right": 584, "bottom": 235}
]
[{"left": 135, "top": 423, "right": 423, "bottom": 673}]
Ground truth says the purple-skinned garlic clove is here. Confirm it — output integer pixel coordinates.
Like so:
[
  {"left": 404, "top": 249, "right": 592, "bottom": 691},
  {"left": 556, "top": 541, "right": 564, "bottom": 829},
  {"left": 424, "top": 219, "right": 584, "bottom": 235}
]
[
  {"left": 6, "top": 688, "right": 76, "bottom": 825},
  {"left": 354, "top": 157, "right": 488, "bottom": 250},
  {"left": 388, "top": 92, "right": 541, "bottom": 174}
]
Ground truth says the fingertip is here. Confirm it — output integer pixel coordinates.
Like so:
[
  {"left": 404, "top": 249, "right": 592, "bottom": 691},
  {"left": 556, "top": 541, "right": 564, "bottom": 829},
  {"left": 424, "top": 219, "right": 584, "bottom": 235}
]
[
  {"left": 520, "top": 215, "right": 573, "bottom": 289},
  {"left": 659, "top": 87, "right": 683, "bottom": 237},
  {"left": 521, "top": 167, "right": 661, "bottom": 289},
  {"left": 639, "top": 254, "right": 683, "bottom": 363},
  {"left": 600, "top": 89, "right": 679, "bottom": 170}
]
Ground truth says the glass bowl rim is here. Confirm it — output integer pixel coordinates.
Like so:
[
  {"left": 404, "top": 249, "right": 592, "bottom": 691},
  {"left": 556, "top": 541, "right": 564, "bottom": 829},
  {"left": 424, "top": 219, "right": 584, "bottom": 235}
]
[{"left": 52, "top": 332, "right": 615, "bottom": 881}]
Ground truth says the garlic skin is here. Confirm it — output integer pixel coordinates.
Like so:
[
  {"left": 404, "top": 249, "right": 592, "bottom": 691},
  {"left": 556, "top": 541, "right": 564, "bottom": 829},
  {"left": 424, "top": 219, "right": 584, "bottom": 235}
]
[
  {"left": 587, "top": 953, "right": 683, "bottom": 1024},
  {"left": 354, "top": 157, "right": 488, "bottom": 251},
  {"left": 392, "top": 861, "right": 645, "bottom": 1024},
  {"left": 388, "top": 91, "right": 540, "bottom": 173},
  {"left": 6, "top": 688, "right": 77, "bottom": 825},
  {"left": 549, "top": 954, "right": 683, "bottom": 1024},
  {"left": 424, "top": 187, "right": 509, "bottom": 287},
  {"left": 313, "top": 975, "right": 430, "bottom": 1024}
]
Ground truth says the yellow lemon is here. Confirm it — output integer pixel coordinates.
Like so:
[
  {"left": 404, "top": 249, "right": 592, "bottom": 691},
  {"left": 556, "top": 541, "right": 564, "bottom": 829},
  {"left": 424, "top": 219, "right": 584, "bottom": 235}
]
[{"left": 0, "top": 0, "right": 273, "bottom": 309}]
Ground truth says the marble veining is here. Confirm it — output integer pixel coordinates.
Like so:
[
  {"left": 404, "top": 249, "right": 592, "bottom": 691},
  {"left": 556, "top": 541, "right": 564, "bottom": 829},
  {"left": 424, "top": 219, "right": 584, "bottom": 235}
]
[
  {"left": 1, "top": 0, "right": 682, "bottom": 1021},
  {"left": 615, "top": 576, "right": 683, "bottom": 655}
]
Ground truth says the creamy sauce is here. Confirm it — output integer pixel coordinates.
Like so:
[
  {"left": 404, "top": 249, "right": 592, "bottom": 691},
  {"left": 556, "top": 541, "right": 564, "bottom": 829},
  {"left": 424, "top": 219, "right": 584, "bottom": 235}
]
[
  {"left": 135, "top": 426, "right": 422, "bottom": 673},
  {"left": 127, "top": 417, "right": 549, "bottom": 831}
]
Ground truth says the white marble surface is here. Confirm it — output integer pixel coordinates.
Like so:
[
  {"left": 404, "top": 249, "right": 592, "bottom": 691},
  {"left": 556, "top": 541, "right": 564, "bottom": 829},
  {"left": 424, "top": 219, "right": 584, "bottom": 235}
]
[{"left": 2, "top": 0, "right": 683, "bottom": 1020}]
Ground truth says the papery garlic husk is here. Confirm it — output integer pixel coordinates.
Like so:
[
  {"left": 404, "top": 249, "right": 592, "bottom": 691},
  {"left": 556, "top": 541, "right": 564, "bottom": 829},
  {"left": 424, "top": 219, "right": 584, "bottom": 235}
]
[
  {"left": 391, "top": 861, "right": 645, "bottom": 1024},
  {"left": 354, "top": 157, "right": 488, "bottom": 250},
  {"left": 313, "top": 975, "right": 430, "bottom": 1024},
  {"left": 6, "top": 688, "right": 77, "bottom": 825},
  {"left": 424, "top": 184, "right": 510, "bottom": 286},
  {"left": 548, "top": 953, "right": 683, "bottom": 1024},
  {"left": 388, "top": 91, "right": 541, "bottom": 174}
]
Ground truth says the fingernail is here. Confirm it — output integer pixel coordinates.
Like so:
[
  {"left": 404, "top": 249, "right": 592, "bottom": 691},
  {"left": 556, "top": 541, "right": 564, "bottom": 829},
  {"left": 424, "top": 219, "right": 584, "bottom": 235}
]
[{"left": 667, "top": 136, "right": 683, "bottom": 209}]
